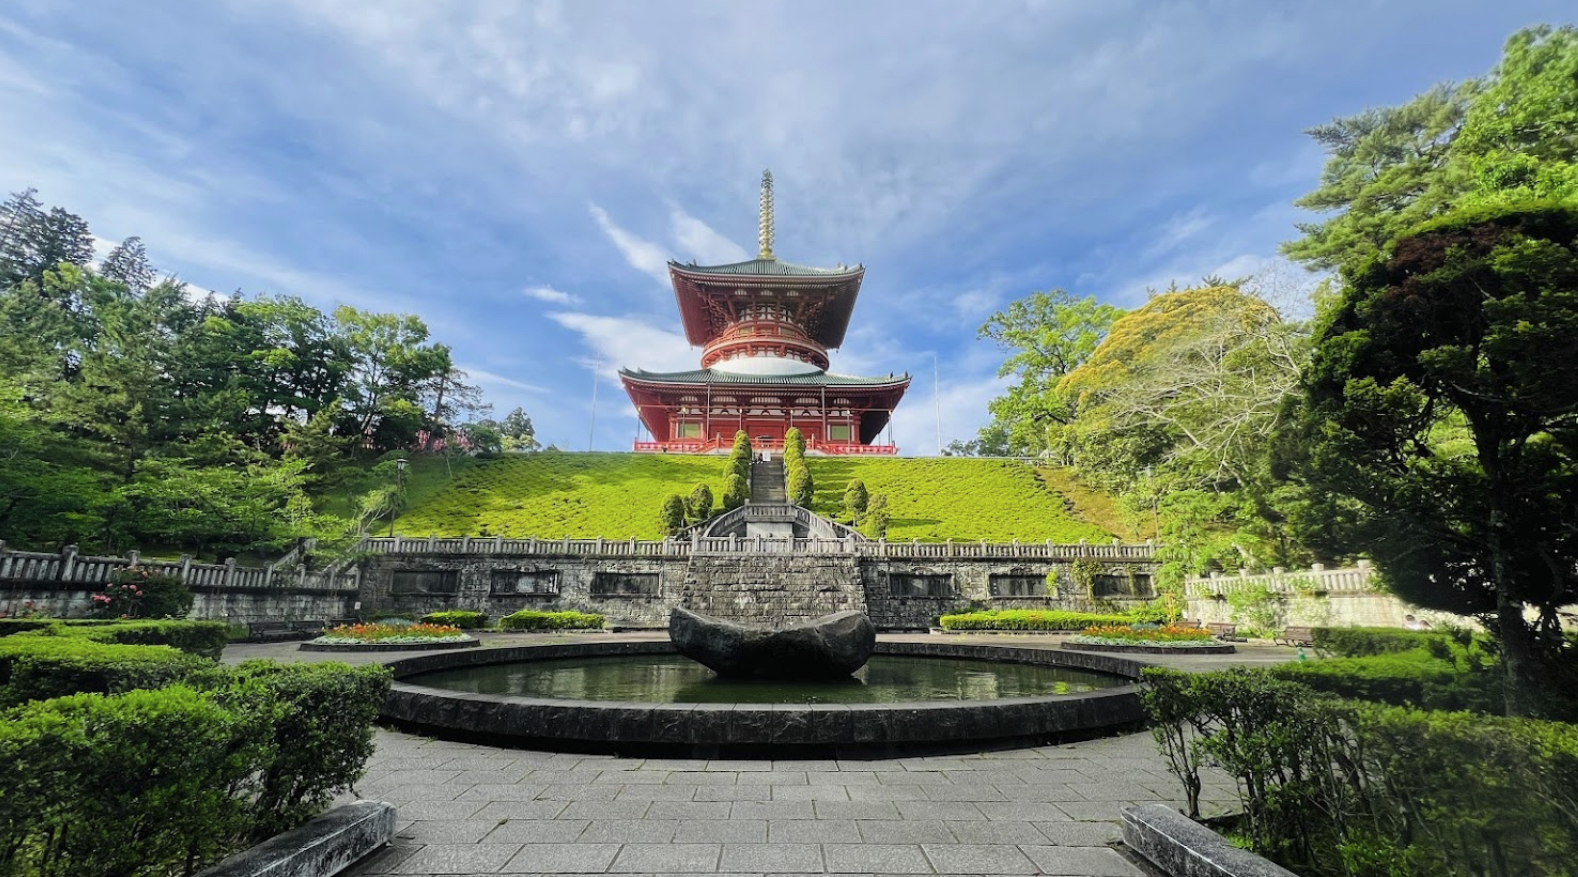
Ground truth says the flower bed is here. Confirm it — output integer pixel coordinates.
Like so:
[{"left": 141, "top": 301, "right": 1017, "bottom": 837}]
[
  {"left": 315, "top": 622, "right": 472, "bottom": 645},
  {"left": 1066, "top": 624, "right": 1232, "bottom": 653}
]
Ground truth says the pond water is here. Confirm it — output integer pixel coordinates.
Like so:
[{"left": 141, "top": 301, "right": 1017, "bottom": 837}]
[{"left": 406, "top": 654, "right": 1127, "bottom": 704}]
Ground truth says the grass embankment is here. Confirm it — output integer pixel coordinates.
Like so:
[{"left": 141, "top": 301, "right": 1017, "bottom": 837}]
[
  {"left": 391, "top": 452, "right": 726, "bottom": 539},
  {"left": 805, "top": 458, "right": 1116, "bottom": 542}
]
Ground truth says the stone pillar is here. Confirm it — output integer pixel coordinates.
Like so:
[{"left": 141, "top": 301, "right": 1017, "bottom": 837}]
[
  {"left": 60, "top": 545, "right": 78, "bottom": 582},
  {"left": 223, "top": 557, "right": 237, "bottom": 588},
  {"left": 179, "top": 555, "right": 192, "bottom": 584}
]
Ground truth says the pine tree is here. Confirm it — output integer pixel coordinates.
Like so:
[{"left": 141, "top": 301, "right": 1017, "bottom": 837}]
[
  {"left": 100, "top": 236, "right": 155, "bottom": 294},
  {"left": 686, "top": 483, "right": 715, "bottom": 523}
]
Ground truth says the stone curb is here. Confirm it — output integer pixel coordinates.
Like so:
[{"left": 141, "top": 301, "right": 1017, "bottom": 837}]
[
  {"left": 381, "top": 639, "right": 1149, "bottom": 751},
  {"left": 194, "top": 801, "right": 395, "bottom": 877},
  {"left": 299, "top": 638, "right": 480, "bottom": 652},
  {"left": 1122, "top": 803, "right": 1298, "bottom": 877}
]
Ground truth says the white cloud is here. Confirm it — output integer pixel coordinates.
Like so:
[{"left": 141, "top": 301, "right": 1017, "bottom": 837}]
[
  {"left": 523, "top": 285, "right": 577, "bottom": 304},
  {"left": 548, "top": 310, "right": 696, "bottom": 378},
  {"left": 587, "top": 203, "right": 670, "bottom": 285},
  {"left": 1142, "top": 208, "right": 1216, "bottom": 260},
  {"left": 669, "top": 207, "right": 749, "bottom": 265},
  {"left": 458, "top": 366, "right": 548, "bottom": 394}
]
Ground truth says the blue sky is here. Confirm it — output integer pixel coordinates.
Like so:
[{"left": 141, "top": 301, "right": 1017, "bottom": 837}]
[{"left": 2, "top": 1, "right": 1567, "bottom": 453}]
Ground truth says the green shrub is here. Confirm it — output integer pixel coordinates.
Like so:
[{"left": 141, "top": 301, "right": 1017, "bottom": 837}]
[
  {"left": 0, "top": 618, "right": 119, "bottom": 637},
  {"left": 0, "top": 661, "right": 392, "bottom": 876},
  {"left": 937, "top": 609, "right": 1137, "bottom": 631},
  {"left": 686, "top": 483, "right": 715, "bottom": 523},
  {"left": 787, "top": 463, "right": 814, "bottom": 506},
  {"left": 499, "top": 609, "right": 605, "bottom": 631},
  {"left": 0, "top": 685, "right": 269, "bottom": 877},
  {"left": 721, "top": 473, "right": 748, "bottom": 511},
  {"left": 68, "top": 620, "right": 231, "bottom": 660},
  {"left": 420, "top": 610, "right": 488, "bottom": 629},
  {"left": 1269, "top": 648, "right": 1502, "bottom": 713},
  {"left": 1142, "top": 666, "right": 1578, "bottom": 877},
  {"left": 0, "top": 635, "right": 209, "bottom": 706},
  {"left": 843, "top": 478, "right": 869, "bottom": 522},
  {"left": 207, "top": 661, "right": 392, "bottom": 835},
  {"left": 91, "top": 568, "right": 195, "bottom": 619},
  {"left": 660, "top": 493, "right": 688, "bottom": 535},
  {"left": 1311, "top": 625, "right": 1451, "bottom": 657}
]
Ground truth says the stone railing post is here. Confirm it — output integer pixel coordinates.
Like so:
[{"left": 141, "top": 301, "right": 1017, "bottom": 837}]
[
  {"left": 223, "top": 557, "right": 237, "bottom": 588},
  {"left": 60, "top": 545, "right": 78, "bottom": 582},
  {"left": 179, "top": 555, "right": 192, "bottom": 584}
]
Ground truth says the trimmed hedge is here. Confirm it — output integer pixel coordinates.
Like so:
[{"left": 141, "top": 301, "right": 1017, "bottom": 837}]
[
  {"left": 0, "top": 618, "right": 120, "bottom": 637},
  {"left": 0, "top": 619, "right": 229, "bottom": 659},
  {"left": 207, "top": 661, "right": 392, "bottom": 834},
  {"left": 499, "top": 609, "right": 605, "bottom": 631},
  {"left": 420, "top": 610, "right": 488, "bottom": 630},
  {"left": 937, "top": 609, "right": 1137, "bottom": 631},
  {"left": 0, "top": 635, "right": 209, "bottom": 706},
  {"left": 0, "top": 661, "right": 392, "bottom": 876},
  {"left": 1269, "top": 648, "right": 1502, "bottom": 713},
  {"left": 1142, "top": 667, "right": 1578, "bottom": 877},
  {"left": 1311, "top": 625, "right": 1452, "bottom": 657}
]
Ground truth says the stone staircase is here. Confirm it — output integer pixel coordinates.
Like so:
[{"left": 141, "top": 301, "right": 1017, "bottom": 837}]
[
  {"left": 749, "top": 458, "right": 786, "bottom": 503},
  {"left": 678, "top": 553, "right": 867, "bottom": 626}
]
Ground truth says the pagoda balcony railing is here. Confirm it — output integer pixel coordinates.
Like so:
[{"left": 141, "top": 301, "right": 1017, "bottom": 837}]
[{"left": 355, "top": 534, "right": 1156, "bottom": 561}]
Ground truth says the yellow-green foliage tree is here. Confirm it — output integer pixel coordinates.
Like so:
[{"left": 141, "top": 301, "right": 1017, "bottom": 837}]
[{"left": 783, "top": 428, "right": 813, "bottom": 506}]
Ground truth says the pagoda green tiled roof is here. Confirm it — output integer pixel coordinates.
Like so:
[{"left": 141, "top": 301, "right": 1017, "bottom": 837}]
[
  {"left": 619, "top": 367, "right": 906, "bottom": 387},
  {"left": 669, "top": 258, "right": 862, "bottom": 278}
]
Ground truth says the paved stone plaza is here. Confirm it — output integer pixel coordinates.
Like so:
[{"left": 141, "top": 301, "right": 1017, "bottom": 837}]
[{"left": 230, "top": 634, "right": 1278, "bottom": 876}]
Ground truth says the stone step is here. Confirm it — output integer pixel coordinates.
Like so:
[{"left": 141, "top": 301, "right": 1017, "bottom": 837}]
[{"left": 748, "top": 459, "right": 787, "bottom": 503}]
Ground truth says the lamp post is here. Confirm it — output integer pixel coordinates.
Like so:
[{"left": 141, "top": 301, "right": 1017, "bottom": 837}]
[{"left": 388, "top": 457, "right": 409, "bottom": 537}]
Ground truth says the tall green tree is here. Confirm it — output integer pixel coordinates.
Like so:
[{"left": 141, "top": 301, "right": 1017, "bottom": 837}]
[
  {"left": 1286, "top": 26, "right": 1578, "bottom": 274},
  {"left": 1292, "top": 202, "right": 1578, "bottom": 717},
  {"left": 333, "top": 306, "right": 451, "bottom": 450},
  {"left": 977, "top": 290, "right": 1122, "bottom": 456}
]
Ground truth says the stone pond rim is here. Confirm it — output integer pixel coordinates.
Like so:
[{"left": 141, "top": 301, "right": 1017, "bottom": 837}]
[
  {"left": 377, "top": 640, "right": 1149, "bottom": 755},
  {"left": 667, "top": 607, "right": 877, "bottom": 679}
]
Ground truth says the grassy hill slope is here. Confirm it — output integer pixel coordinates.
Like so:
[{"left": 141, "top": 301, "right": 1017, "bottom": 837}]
[
  {"left": 390, "top": 453, "right": 1125, "bottom": 543},
  {"left": 806, "top": 458, "right": 1116, "bottom": 543},
  {"left": 392, "top": 453, "right": 727, "bottom": 539}
]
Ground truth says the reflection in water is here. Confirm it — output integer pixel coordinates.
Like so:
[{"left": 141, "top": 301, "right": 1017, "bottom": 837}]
[{"left": 409, "top": 655, "right": 1123, "bottom": 704}]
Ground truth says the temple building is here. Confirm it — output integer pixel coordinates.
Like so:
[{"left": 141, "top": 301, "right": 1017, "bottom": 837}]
[{"left": 621, "top": 171, "right": 910, "bottom": 454}]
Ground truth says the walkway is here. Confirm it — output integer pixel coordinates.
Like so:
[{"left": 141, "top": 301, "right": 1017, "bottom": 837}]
[{"left": 228, "top": 634, "right": 1286, "bottom": 876}]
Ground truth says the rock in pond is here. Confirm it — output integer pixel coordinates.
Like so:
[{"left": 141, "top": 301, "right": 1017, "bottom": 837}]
[{"left": 668, "top": 607, "right": 878, "bottom": 679}]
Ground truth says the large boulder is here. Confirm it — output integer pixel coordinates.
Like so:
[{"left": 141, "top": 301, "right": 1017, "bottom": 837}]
[{"left": 668, "top": 607, "right": 877, "bottom": 679}]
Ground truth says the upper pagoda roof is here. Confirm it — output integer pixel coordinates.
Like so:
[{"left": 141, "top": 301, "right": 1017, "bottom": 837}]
[
  {"left": 668, "top": 258, "right": 863, "bottom": 279},
  {"left": 668, "top": 259, "right": 866, "bottom": 348},
  {"left": 619, "top": 367, "right": 908, "bottom": 389}
]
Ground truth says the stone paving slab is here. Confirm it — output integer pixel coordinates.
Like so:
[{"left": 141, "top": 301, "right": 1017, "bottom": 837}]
[{"left": 341, "top": 724, "right": 1237, "bottom": 876}]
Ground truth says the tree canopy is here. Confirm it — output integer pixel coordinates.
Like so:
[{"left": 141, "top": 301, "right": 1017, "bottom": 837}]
[
  {"left": 0, "top": 189, "right": 521, "bottom": 557},
  {"left": 1291, "top": 201, "right": 1578, "bottom": 716}
]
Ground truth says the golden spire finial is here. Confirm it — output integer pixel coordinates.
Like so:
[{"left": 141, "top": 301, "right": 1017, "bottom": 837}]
[{"left": 758, "top": 169, "right": 775, "bottom": 260}]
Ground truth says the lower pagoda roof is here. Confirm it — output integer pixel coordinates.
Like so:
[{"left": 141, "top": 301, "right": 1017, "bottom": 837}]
[{"left": 619, "top": 367, "right": 908, "bottom": 388}]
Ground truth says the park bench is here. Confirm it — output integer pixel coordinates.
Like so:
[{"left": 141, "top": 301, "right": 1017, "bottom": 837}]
[
  {"left": 291, "top": 619, "right": 328, "bottom": 638},
  {"left": 1206, "top": 622, "right": 1245, "bottom": 642},
  {"left": 328, "top": 617, "right": 358, "bottom": 630},
  {"left": 1275, "top": 626, "right": 1315, "bottom": 647},
  {"left": 247, "top": 621, "right": 302, "bottom": 642},
  {"left": 1175, "top": 618, "right": 1202, "bottom": 629}
]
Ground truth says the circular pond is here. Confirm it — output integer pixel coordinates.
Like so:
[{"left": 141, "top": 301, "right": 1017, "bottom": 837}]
[
  {"left": 406, "top": 654, "right": 1124, "bottom": 704},
  {"left": 382, "top": 641, "right": 1147, "bottom": 755}
]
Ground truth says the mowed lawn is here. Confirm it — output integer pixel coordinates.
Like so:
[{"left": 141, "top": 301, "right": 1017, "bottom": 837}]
[
  {"left": 392, "top": 452, "right": 729, "bottom": 539},
  {"left": 805, "top": 457, "right": 1117, "bottom": 543}
]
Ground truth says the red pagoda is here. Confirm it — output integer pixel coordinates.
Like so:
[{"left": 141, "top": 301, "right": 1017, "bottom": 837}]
[{"left": 621, "top": 171, "right": 909, "bottom": 454}]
